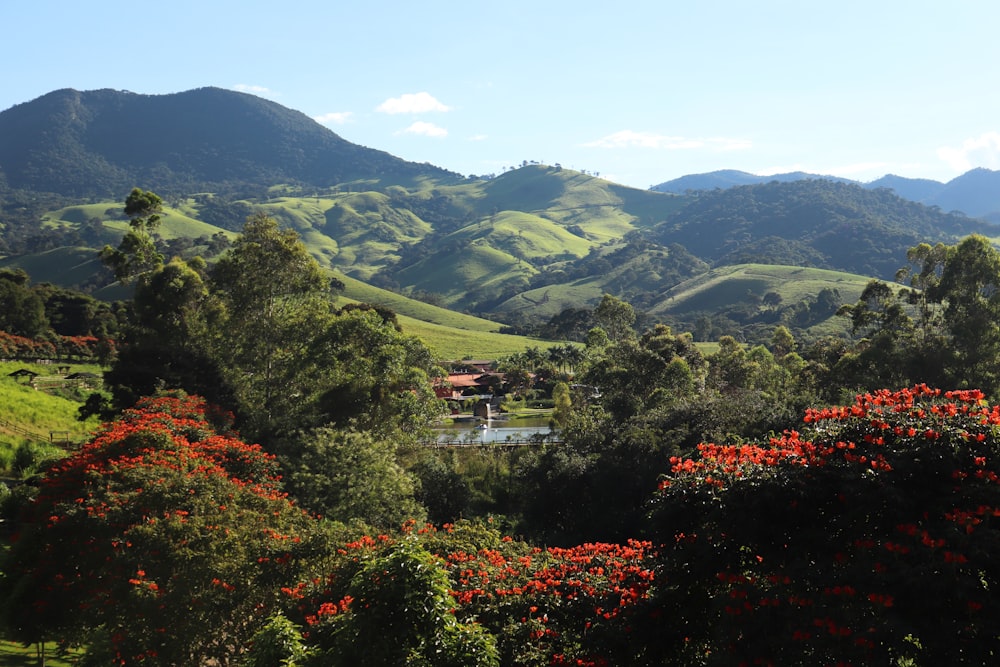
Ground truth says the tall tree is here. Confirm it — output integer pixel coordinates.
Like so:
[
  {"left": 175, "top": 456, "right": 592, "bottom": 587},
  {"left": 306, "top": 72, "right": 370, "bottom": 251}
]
[
  {"left": 103, "top": 257, "right": 229, "bottom": 411},
  {"left": 593, "top": 293, "right": 636, "bottom": 342},
  {"left": 209, "top": 213, "right": 334, "bottom": 438},
  {"left": 99, "top": 188, "right": 165, "bottom": 285},
  {"left": 932, "top": 235, "right": 1000, "bottom": 391}
]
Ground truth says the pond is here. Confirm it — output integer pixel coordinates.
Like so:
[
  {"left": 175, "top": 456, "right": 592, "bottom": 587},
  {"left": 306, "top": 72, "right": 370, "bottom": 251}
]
[{"left": 432, "top": 416, "right": 559, "bottom": 445}]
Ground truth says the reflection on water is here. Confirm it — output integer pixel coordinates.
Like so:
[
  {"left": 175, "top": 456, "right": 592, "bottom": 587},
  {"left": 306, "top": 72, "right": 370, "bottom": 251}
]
[{"left": 433, "top": 417, "right": 558, "bottom": 444}]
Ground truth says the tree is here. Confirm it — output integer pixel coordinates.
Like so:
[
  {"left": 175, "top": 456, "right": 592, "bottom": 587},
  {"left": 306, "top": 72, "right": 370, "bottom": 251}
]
[
  {"left": 99, "top": 188, "right": 165, "bottom": 285},
  {"left": 280, "top": 427, "right": 425, "bottom": 529},
  {"left": 209, "top": 213, "right": 334, "bottom": 438},
  {"left": 516, "top": 326, "right": 705, "bottom": 543},
  {"left": 551, "top": 381, "right": 572, "bottom": 427},
  {"left": 0, "top": 395, "right": 322, "bottom": 666},
  {"left": 309, "top": 306, "right": 442, "bottom": 438},
  {"left": 102, "top": 257, "right": 230, "bottom": 411},
  {"left": 0, "top": 269, "right": 48, "bottom": 338},
  {"left": 649, "top": 386, "right": 1000, "bottom": 665},
  {"left": 931, "top": 235, "right": 1000, "bottom": 391},
  {"left": 592, "top": 294, "right": 636, "bottom": 342}
]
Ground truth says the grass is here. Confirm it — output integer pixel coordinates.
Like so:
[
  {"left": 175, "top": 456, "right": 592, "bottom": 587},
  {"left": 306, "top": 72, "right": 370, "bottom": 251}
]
[
  {"left": 0, "top": 247, "right": 106, "bottom": 287},
  {"left": 0, "top": 641, "right": 82, "bottom": 666},
  {"left": 444, "top": 210, "right": 592, "bottom": 260},
  {"left": 653, "top": 264, "right": 872, "bottom": 314},
  {"left": 0, "top": 361, "right": 103, "bottom": 475},
  {"left": 335, "top": 274, "right": 505, "bottom": 332},
  {"left": 395, "top": 314, "right": 561, "bottom": 360}
]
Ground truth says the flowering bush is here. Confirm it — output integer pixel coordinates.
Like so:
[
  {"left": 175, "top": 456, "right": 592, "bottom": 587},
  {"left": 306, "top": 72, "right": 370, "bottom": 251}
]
[
  {"left": 284, "top": 520, "right": 657, "bottom": 666},
  {"left": 0, "top": 394, "right": 319, "bottom": 666},
  {"left": 0, "top": 330, "right": 108, "bottom": 360},
  {"left": 650, "top": 386, "right": 1000, "bottom": 665}
]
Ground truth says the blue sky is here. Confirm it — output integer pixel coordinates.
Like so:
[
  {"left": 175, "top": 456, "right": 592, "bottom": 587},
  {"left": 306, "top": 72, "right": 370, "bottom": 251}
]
[{"left": 4, "top": 1, "right": 1000, "bottom": 189}]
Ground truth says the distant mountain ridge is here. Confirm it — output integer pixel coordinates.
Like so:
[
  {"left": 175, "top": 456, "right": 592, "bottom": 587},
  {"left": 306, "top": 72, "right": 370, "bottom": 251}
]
[
  {"left": 653, "top": 168, "right": 1000, "bottom": 220},
  {"left": 0, "top": 87, "right": 455, "bottom": 197}
]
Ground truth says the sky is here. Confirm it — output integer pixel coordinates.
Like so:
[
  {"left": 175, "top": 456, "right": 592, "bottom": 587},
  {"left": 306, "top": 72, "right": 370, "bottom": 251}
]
[{"left": 4, "top": 0, "right": 1000, "bottom": 190}]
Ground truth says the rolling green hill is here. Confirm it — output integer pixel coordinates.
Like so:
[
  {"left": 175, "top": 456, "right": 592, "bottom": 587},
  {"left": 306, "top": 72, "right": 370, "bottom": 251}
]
[
  {"left": 3, "top": 87, "right": 998, "bottom": 352},
  {"left": 648, "top": 263, "right": 874, "bottom": 339}
]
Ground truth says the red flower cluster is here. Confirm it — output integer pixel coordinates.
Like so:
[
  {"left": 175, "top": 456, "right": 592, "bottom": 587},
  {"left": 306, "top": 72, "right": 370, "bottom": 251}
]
[
  {"left": 293, "top": 522, "right": 656, "bottom": 665},
  {"left": 6, "top": 394, "right": 312, "bottom": 665},
  {"left": 654, "top": 386, "right": 1000, "bottom": 665}
]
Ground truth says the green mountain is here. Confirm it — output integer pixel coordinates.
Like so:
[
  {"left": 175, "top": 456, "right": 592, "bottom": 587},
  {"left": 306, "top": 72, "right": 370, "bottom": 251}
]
[
  {"left": 650, "top": 179, "right": 992, "bottom": 279},
  {"left": 1, "top": 88, "right": 996, "bottom": 347},
  {"left": 0, "top": 87, "right": 457, "bottom": 198},
  {"left": 655, "top": 167, "right": 1000, "bottom": 220}
]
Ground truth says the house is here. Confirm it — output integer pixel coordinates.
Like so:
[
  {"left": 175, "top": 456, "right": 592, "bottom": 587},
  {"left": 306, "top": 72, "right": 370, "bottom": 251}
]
[{"left": 434, "top": 372, "right": 505, "bottom": 400}]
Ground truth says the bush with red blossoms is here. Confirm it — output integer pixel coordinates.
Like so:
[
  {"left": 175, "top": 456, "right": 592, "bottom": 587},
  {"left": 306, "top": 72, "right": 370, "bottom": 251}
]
[
  {"left": 282, "top": 520, "right": 657, "bottom": 666},
  {"left": 649, "top": 385, "right": 1000, "bottom": 666},
  {"left": 0, "top": 394, "right": 321, "bottom": 666}
]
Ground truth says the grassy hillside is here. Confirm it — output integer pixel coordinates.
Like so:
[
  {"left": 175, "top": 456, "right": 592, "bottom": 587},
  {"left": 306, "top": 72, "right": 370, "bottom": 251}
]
[
  {"left": 648, "top": 263, "right": 873, "bottom": 338},
  {"left": 0, "top": 361, "right": 103, "bottom": 474},
  {"left": 394, "top": 314, "right": 559, "bottom": 360},
  {"left": 653, "top": 264, "right": 872, "bottom": 314},
  {"left": 335, "top": 273, "right": 504, "bottom": 332},
  {"left": 0, "top": 246, "right": 106, "bottom": 287}
]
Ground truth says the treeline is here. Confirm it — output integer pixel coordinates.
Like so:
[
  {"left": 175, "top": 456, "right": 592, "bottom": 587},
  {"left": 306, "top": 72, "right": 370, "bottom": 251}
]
[{"left": 0, "top": 268, "right": 121, "bottom": 339}]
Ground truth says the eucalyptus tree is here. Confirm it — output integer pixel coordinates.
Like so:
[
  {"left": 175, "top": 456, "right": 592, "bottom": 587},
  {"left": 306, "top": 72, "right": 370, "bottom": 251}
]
[
  {"left": 99, "top": 187, "right": 165, "bottom": 285},
  {"left": 208, "top": 212, "right": 334, "bottom": 438}
]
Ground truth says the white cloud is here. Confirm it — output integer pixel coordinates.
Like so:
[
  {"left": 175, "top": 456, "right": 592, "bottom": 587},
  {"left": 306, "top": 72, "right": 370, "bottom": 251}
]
[
  {"left": 376, "top": 92, "right": 451, "bottom": 114},
  {"left": 583, "top": 130, "right": 750, "bottom": 151},
  {"left": 313, "top": 111, "right": 354, "bottom": 125},
  {"left": 468, "top": 134, "right": 489, "bottom": 142},
  {"left": 232, "top": 84, "right": 274, "bottom": 96},
  {"left": 938, "top": 132, "right": 1000, "bottom": 172},
  {"left": 398, "top": 121, "right": 448, "bottom": 138}
]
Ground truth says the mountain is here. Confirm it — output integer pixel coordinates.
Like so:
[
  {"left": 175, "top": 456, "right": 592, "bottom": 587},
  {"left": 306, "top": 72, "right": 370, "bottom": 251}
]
[
  {"left": 932, "top": 168, "right": 1000, "bottom": 219},
  {"left": 654, "top": 168, "right": 1000, "bottom": 220},
  {"left": 0, "top": 87, "right": 456, "bottom": 197},
  {"left": 649, "top": 179, "right": 992, "bottom": 279},
  {"left": 865, "top": 174, "right": 945, "bottom": 204},
  {"left": 1, "top": 87, "right": 997, "bottom": 347},
  {"left": 652, "top": 170, "right": 855, "bottom": 193}
]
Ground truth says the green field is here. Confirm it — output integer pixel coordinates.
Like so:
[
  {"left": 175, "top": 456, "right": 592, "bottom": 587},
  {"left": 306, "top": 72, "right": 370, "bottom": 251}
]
[
  {"left": 0, "top": 361, "right": 103, "bottom": 474},
  {"left": 650, "top": 262, "right": 873, "bottom": 324}
]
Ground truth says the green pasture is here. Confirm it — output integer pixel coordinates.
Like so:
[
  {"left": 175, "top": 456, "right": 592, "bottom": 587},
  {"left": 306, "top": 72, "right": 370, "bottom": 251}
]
[
  {"left": 394, "top": 243, "right": 535, "bottom": 302},
  {"left": 396, "top": 314, "right": 558, "bottom": 361},
  {"left": 0, "top": 247, "right": 106, "bottom": 287},
  {"left": 651, "top": 263, "right": 872, "bottom": 316},
  {"left": 0, "top": 361, "right": 102, "bottom": 474},
  {"left": 336, "top": 273, "right": 504, "bottom": 332},
  {"left": 446, "top": 210, "right": 591, "bottom": 260}
]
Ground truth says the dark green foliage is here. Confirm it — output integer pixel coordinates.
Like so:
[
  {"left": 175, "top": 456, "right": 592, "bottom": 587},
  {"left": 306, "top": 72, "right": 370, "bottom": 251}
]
[
  {"left": 837, "top": 235, "right": 1000, "bottom": 396},
  {"left": 307, "top": 539, "right": 499, "bottom": 667},
  {"left": 652, "top": 179, "right": 989, "bottom": 279},
  {"left": 0, "top": 269, "right": 47, "bottom": 337},
  {"left": 0, "top": 88, "right": 457, "bottom": 198},
  {"left": 0, "top": 268, "right": 122, "bottom": 340},
  {"left": 279, "top": 427, "right": 425, "bottom": 529},
  {"left": 410, "top": 453, "right": 473, "bottom": 524}
]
